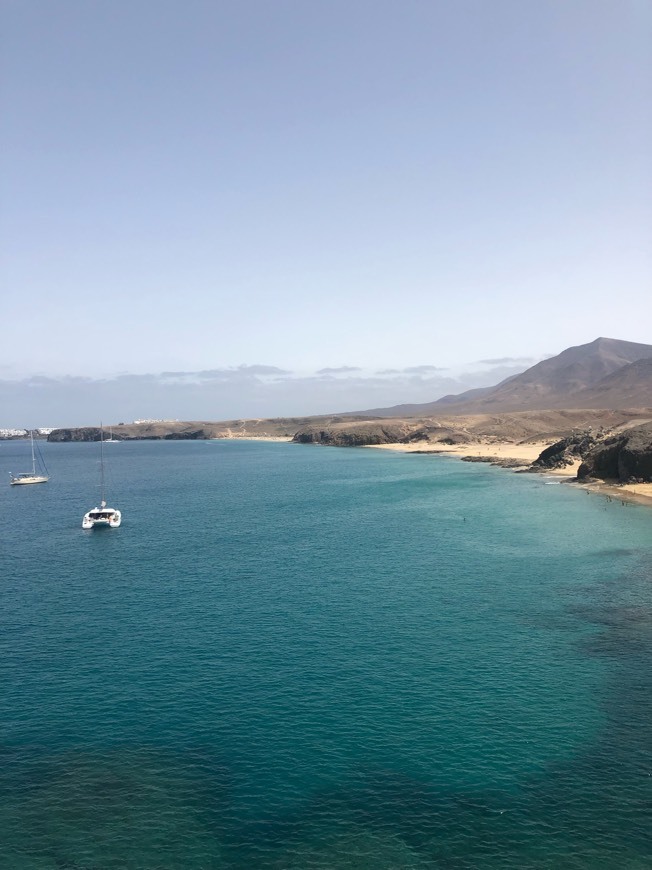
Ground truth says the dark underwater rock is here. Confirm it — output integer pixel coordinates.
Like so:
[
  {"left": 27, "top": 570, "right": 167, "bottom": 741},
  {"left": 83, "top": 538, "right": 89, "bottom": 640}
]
[{"left": 461, "top": 455, "right": 528, "bottom": 468}]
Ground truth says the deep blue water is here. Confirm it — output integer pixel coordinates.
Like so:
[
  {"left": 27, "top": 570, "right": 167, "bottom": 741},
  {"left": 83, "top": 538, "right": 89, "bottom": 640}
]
[{"left": 0, "top": 438, "right": 651, "bottom": 869}]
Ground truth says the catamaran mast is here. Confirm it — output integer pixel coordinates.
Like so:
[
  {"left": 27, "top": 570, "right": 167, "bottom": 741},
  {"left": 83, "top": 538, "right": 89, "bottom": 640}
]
[{"left": 100, "top": 425, "right": 105, "bottom": 506}]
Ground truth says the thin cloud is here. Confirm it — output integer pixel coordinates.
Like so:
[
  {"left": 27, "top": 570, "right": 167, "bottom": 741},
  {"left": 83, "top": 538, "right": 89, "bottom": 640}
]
[
  {"left": 161, "top": 365, "right": 291, "bottom": 377},
  {"left": 477, "top": 357, "right": 535, "bottom": 365},
  {"left": 375, "top": 366, "right": 445, "bottom": 375},
  {"left": 316, "top": 366, "right": 362, "bottom": 375},
  {"left": 158, "top": 365, "right": 292, "bottom": 385},
  {"left": 403, "top": 365, "right": 446, "bottom": 374},
  {"left": 236, "top": 364, "right": 292, "bottom": 376},
  {"left": 0, "top": 359, "right": 535, "bottom": 427}
]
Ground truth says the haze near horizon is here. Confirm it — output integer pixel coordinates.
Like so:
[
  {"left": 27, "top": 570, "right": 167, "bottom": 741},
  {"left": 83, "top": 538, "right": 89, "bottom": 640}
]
[{"left": 2, "top": 1, "right": 650, "bottom": 425}]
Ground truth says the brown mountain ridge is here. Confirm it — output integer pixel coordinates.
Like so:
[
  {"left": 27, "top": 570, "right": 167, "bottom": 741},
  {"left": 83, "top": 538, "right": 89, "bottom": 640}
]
[{"left": 354, "top": 337, "right": 652, "bottom": 416}]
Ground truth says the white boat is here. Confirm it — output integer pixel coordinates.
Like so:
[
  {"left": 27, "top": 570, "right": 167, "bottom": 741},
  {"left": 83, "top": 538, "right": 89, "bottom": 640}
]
[
  {"left": 104, "top": 427, "right": 121, "bottom": 443},
  {"left": 9, "top": 430, "right": 49, "bottom": 485},
  {"left": 82, "top": 427, "right": 122, "bottom": 529}
]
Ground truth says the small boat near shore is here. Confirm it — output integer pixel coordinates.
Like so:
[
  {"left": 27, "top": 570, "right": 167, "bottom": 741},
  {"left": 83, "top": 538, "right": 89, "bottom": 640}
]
[
  {"left": 9, "top": 431, "right": 49, "bottom": 485},
  {"left": 82, "top": 427, "right": 122, "bottom": 529}
]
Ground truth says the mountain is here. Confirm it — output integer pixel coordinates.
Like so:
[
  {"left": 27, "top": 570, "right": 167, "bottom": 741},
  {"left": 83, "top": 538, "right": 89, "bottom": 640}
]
[
  {"left": 567, "top": 357, "right": 652, "bottom": 409},
  {"left": 352, "top": 338, "right": 652, "bottom": 416}
]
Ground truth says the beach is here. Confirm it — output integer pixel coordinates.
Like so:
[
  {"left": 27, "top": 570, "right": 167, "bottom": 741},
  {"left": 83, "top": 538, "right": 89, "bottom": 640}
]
[{"left": 369, "top": 439, "right": 652, "bottom": 507}]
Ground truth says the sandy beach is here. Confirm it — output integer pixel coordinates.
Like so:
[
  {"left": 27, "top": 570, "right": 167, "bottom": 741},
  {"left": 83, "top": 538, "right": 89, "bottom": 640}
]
[
  {"left": 579, "top": 480, "right": 652, "bottom": 508},
  {"left": 369, "top": 439, "right": 576, "bottom": 471},
  {"left": 369, "top": 440, "right": 652, "bottom": 507}
]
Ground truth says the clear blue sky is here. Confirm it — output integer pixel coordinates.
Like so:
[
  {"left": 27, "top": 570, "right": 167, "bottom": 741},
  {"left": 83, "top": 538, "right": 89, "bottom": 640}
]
[{"left": 1, "top": 1, "right": 651, "bottom": 424}]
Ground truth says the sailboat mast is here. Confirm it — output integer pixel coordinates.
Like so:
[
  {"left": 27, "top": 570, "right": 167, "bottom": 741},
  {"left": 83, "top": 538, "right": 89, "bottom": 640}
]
[{"left": 30, "top": 430, "right": 36, "bottom": 475}]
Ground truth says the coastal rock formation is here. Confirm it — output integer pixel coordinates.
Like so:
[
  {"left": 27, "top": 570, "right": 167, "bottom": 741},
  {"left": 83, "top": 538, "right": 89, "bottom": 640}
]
[
  {"left": 293, "top": 420, "right": 475, "bottom": 447},
  {"left": 293, "top": 423, "right": 409, "bottom": 446},
  {"left": 48, "top": 427, "right": 103, "bottom": 442},
  {"left": 402, "top": 425, "right": 473, "bottom": 445},
  {"left": 531, "top": 431, "right": 599, "bottom": 470},
  {"left": 163, "top": 430, "right": 207, "bottom": 440},
  {"left": 48, "top": 426, "right": 210, "bottom": 442},
  {"left": 461, "top": 455, "right": 528, "bottom": 468},
  {"left": 578, "top": 425, "right": 652, "bottom": 483}
]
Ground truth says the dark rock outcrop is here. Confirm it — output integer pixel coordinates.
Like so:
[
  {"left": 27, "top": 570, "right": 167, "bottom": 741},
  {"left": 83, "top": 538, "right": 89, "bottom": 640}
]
[
  {"left": 293, "top": 419, "right": 478, "bottom": 447},
  {"left": 163, "top": 430, "right": 206, "bottom": 440},
  {"left": 578, "top": 425, "right": 652, "bottom": 483},
  {"left": 293, "top": 424, "right": 407, "bottom": 446},
  {"left": 48, "top": 428, "right": 102, "bottom": 442},
  {"left": 531, "top": 431, "right": 600, "bottom": 470},
  {"left": 461, "top": 456, "right": 528, "bottom": 468},
  {"left": 49, "top": 426, "right": 209, "bottom": 442},
  {"left": 402, "top": 426, "right": 473, "bottom": 445}
]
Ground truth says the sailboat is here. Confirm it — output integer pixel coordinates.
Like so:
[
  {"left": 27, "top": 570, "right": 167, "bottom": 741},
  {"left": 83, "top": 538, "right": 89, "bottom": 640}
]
[
  {"left": 82, "top": 427, "right": 122, "bottom": 528},
  {"left": 9, "top": 430, "right": 49, "bottom": 485},
  {"left": 104, "top": 427, "right": 120, "bottom": 443}
]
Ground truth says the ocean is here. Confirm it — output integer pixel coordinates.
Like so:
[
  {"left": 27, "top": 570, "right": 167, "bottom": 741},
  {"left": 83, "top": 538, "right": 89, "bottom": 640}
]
[{"left": 0, "top": 438, "right": 650, "bottom": 869}]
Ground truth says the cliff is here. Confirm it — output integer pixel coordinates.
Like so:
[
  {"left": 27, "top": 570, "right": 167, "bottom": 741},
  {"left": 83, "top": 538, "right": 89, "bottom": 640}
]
[
  {"left": 578, "top": 425, "right": 652, "bottom": 483},
  {"left": 48, "top": 427, "right": 105, "bottom": 442}
]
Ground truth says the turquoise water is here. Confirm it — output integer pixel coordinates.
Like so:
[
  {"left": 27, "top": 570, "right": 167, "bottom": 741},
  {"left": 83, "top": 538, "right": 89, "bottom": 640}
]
[{"left": 0, "top": 439, "right": 651, "bottom": 868}]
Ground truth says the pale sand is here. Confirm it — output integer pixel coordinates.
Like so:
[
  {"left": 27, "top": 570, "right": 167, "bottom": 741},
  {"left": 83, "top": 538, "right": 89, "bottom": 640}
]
[
  {"left": 369, "top": 440, "right": 652, "bottom": 507},
  {"left": 370, "top": 440, "right": 569, "bottom": 468},
  {"left": 580, "top": 480, "right": 652, "bottom": 508}
]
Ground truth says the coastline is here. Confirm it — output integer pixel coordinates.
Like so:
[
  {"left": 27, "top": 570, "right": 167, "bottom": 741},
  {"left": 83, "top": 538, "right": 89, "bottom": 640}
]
[{"left": 368, "top": 440, "right": 652, "bottom": 508}]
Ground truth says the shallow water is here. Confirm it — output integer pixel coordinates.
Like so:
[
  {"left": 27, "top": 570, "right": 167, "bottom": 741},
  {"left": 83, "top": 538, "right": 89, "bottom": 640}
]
[{"left": 0, "top": 439, "right": 650, "bottom": 868}]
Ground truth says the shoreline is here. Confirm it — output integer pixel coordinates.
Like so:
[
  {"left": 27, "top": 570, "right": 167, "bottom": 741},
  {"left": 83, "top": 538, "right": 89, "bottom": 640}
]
[{"left": 367, "top": 440, "right": 652, "bottom": 509}]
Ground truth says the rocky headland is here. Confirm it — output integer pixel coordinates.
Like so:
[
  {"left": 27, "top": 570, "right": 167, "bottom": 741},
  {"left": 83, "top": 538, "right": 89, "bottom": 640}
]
[{"left": 578, "top": 424, "right": 652, "bottom": 483}]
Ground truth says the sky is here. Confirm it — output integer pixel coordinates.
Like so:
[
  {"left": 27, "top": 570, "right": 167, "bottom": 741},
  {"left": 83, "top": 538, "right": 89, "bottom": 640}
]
[{"left": 2, "top": 0, "right": 651, "bottom": 426}]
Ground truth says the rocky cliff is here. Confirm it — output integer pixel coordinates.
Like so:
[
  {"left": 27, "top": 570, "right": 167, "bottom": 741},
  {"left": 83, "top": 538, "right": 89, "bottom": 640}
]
[
  {"left": 48, "top": 427, "right": 104, "bottom": 442},
  {"left": 293, "top": 423, "right": 409, "bottom": 446},
  {"left": 578, "top": 425, "right": 652, "bottom": 483},
  {"left": 531, "top": 431, "right": 600, "bottom": 470}
]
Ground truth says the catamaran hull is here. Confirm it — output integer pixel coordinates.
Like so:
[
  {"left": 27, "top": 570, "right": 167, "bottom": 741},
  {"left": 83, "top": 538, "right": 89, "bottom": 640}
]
[{"left": 82, "top": 510, "right": 122, "bottom": 529}]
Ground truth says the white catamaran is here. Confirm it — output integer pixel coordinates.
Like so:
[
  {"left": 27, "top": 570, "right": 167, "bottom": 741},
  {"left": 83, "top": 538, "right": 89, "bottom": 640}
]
[
  {"left": 82, "top": 427, "right": 122, "bottom": 529},
  {"left": 9, "top": 430, "right": 49, "bottom": 485}
]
